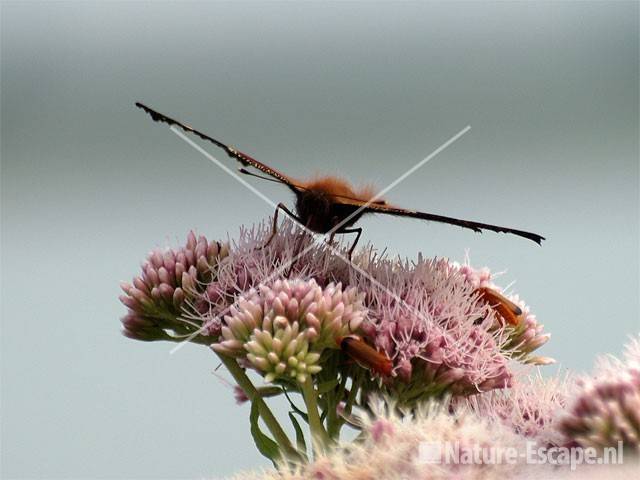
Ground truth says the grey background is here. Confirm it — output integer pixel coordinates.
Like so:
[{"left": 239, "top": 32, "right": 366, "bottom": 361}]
[{"left": 1, "top": 1, "right": 638, "bottom": 478}]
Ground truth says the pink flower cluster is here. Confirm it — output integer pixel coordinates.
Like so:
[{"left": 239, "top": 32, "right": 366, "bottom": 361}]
[
  {"left": 121, "top": 219, "right": 552, "bottom": 400},
  {"left": 462, "top": 372, "right": 571, "bottom": 447},
  {"left": 350, "top": 256, "right": 512, "bottom": 399},
  {"left": 119, "top": 231, "right": 227, "bottom": 343},
  {"left": 456, "top": 262, "right": 553, "bottom": 364},
  {"left": 212, "top": 278, "right": 366, "bottom": 384},
  {"left": 559, "top": 336, "right": 640, "bottom": 451}
]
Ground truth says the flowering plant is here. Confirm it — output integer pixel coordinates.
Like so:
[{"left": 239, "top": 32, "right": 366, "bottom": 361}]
[{"left": 119, "top": 219, "right": 637, "bottom": 477}]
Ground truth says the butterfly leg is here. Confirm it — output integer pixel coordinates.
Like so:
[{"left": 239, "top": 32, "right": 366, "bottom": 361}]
[
  {"left": 257, "top": 203, "right": 301, "bottom": 250},
  {"left": 338, "top": 227, "right": 363, "bottom": 260},
  {"left": 327, "top": 231, "right": 337, "bottom": 247},
  {"left": 284, "top": 217, "right": 315, "bottom": 277}
]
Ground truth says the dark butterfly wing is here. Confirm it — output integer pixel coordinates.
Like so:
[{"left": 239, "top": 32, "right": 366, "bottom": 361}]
[
  {"left": 135, "top": 102, "right": 298, "bottom": 192},
  {"left": 336, "top": 198, "right": 545, "bottom": 245}
]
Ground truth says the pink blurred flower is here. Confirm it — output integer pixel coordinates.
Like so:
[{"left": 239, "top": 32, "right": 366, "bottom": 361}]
[
  {"left": 559, "top": 335, "right": 640, "bottom": 451},
  {"left": 244, "top": 398, "right": 531, "bottom": 480},
  {"left": 462, "top": 371, "right": 572, "bottom": 447}
]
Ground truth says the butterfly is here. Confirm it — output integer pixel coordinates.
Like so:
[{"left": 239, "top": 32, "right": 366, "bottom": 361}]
[{"left": 135, "top": 102, "right": 545, "bottom": 257}]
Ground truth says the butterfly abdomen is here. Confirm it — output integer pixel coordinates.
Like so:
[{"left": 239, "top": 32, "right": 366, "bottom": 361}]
[
  {"left": 295, "top": 176, "right": 383, "bottom": 233},
  {"left": 295, "top": 189, "right": 334, "bottom": 232}
]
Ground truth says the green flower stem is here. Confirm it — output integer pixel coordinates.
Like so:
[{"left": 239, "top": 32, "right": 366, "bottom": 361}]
[
  {"left": 325, "top": 394, "right": 339, "bottom": 440},
  {"left": 301, "top": 377, "right": 331, "bottom": 453},
  {"left": 325, "top": 380, "right": 344, "bottom": 440},
  {"left": 322, "top": 356, "right": 343, "bottom": 440},
  {"left": 342, "top": 371, "right": 362, "bottom": 419},
  {"left": 217, "top": 353, "right": 299, "bottom": 460}
]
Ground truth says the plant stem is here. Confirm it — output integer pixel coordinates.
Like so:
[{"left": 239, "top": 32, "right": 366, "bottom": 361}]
[
  {"left": 325, "top": 394, "right": 338, "bottom": 440},
  {"left": 343, "top": 370, "right": 362, "bottom": 419},
  {"left": 216, "top": 353, "right": 299, "bottom": 460},
  {"left": 327, "top": 370, "right": 350, "bottom": 439},
  {"left": 301, "top": 376, "right": 331, "bottom": 454}
]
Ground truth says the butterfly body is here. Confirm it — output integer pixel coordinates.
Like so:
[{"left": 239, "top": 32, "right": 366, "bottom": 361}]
[
  {"left": 135, "top": 102, "right": 545, "bottom": 253},
  {"left": 294, "top": 176, "right": 380, "bottom": 233}
]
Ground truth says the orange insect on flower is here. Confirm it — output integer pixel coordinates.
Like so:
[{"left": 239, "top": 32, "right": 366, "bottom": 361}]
[
  {"left": 477, "top": 287, "right": 524, "bottom": 326},
  {"left": 338, "top": 335, "right": 393, "bottom": 376}
]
